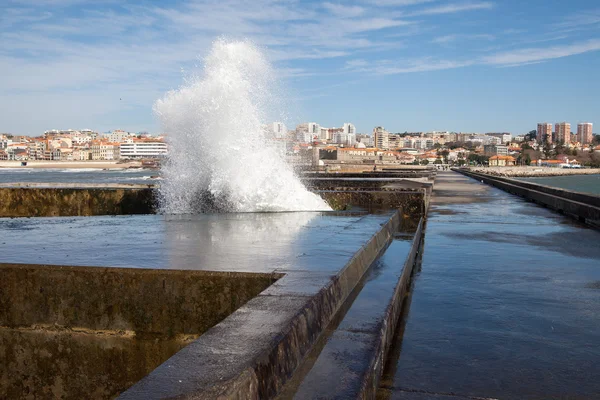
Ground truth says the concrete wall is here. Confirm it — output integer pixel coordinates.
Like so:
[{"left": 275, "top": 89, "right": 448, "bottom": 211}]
[
  {"left": 457, "top": 169, "right": 600, "bottom": 228},
  {"left": 0, "top": 264, "right": 278, "bottom": 399},
  {"left": 0, "top": 186, "right": 155, "bottom": 217},
  {"left": 320, "top": 190, "right": 427, "bottom": 216},
  {"left": 119, "top": 211, "right": 402, "bottom": 400}
]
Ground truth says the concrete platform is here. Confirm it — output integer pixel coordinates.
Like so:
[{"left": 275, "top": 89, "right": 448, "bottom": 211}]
[
  {"left": 378, "top": 171, "right": 600, "bottom": 399},
  {"left": 0, "top": 211, "right": 412, "bottom": 399}
]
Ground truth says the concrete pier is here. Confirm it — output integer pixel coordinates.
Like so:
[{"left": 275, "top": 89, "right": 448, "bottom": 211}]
[
  {"left": 378, "top": 171, "right": 600, "bottom": 399},
  {"left": 456, "top": 169, "right": 600, "bottom": 228}
]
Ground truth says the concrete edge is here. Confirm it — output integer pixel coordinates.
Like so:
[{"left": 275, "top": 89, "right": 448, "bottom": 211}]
[
  {"left": 118, "top": 211, "right": 402, "bottom": 400},
  {"left": 456, "top": 169, "right": 600, "bottom": 228},
  {"left": 358, "top": 217, "right": 425, "bottom": 399}
]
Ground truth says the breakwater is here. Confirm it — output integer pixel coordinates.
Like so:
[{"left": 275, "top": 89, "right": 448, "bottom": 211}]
[
  {"left": 0, "top": 170, "right": 433, "bottom": 399},
  {"left": 468, "top": 166, "right": 600, "bottom": 177},
  {"left": 0, "top": 170, "right": 434, "bottom": 217},
  {"left": 456, "top": 168, "right": 600, "bottom": 228}
]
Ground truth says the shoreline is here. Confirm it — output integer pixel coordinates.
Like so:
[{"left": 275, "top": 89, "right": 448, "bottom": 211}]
[
  {"left": 0, "top": 161, "right": 143, "bottom": 169},
  {"left": 466, "top": 166, "right": 600, "bottom": 177}
]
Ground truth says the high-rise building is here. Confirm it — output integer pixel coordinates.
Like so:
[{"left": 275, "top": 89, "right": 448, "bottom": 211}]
[
  {"left": 271, "top": 122, "right": 287, "bottom": 139},
  {"left": 342, "top": 123, "right": 356, "bottom": 135},
  {"left": 373, "top": 126, "right": 389, "bottom": 150},
  {"left": 577, "top": 122, "right": 593, "bottom": 145},
  {"left": 537, "top": 123, "right": 552, "bottom": 144},
  {"left": 555, "top": 122, "right": 571, "bottom": 144}
]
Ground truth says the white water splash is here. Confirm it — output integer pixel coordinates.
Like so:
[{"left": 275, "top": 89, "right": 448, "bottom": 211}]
[{"left": 155, "top": 39, "right": 331, "bottom": 213}]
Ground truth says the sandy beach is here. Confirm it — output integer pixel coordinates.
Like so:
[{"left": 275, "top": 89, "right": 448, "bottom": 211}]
[
  {"left": 0, "top": 160, "right": 143, "bottom": 169},
  {"left": 467, "top": 166, "right": 600, "bottom": 177}
]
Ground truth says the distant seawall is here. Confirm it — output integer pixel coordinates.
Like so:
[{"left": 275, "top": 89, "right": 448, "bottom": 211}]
[
  {"left": 468, "top": 166, "right": 600, "bottom": 178},
  {"left": 456, "top": 169, "right": 600, "bottom": 228}
]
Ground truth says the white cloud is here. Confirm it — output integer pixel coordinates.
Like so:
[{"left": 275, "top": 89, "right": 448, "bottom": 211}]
[
  {"left": 366, "top": 0, "right": 437, "bottom": 6},
  {"left": 482, "top": 39, "right": 600, "bottom": 66},
  {"left": 322, "top": 3, "right": 365, "bottom": 18},
  {"left": 431, "top": 33, "right": 494, "bottom": 43},
  {"left": 406, "top": 1, "right": 494, "bottom": 16},
  {"left": 345, "top": 57, "right": 472, "bottom": 74}
]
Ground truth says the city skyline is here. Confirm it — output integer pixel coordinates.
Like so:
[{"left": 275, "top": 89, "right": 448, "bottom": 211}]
[{"left": 1, "top": 0, "right": 600, "bottom": 135}]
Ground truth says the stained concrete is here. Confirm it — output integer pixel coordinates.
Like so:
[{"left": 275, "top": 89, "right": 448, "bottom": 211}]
[
  {"left": 0, "top": 264, "right": 277, "bottom": 399},
  {"left": 378, "top": 171, "right": 600, "bottom": 399},
  {"left": 291, "top": 219, "right": 423, "bottom": 399},
  {"left": 0, "top": 186, "right": 155, "bottom": 217}
]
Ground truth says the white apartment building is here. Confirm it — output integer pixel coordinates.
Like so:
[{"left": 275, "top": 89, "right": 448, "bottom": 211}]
[
  {"left": 270, "top": 122, "right": 287, "bottom": 139},
  {"left": 373, "top": 127, "right": 389, "bottom": 150},
  {"left": 107, "top": 130, "right": 133, "bottom": 143},
  {"left": 343, "top": 123, "right": 356, "bottom": 135},
  {"left": 120, "top": 140, "right": 167, "bottom": 159}
]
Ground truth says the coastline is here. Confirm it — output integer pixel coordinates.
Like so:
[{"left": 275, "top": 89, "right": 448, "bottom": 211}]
[
  {"left": 466, "top": 166, "right": 600, "bottom": 177},
  {"left": 0, "top": 161, "right": 143, "bottom": 169}
]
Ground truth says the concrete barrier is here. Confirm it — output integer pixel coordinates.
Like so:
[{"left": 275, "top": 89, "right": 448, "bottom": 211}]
[
  {"left": 118, "top": 211, "right": 402, "bottom": 400},
  {"left": 456, "top": 169, "right": 600, "bottom": 228},
  {"left": 0, "top": 181, "right": 431, "bottom": 217},
  {"left": 0, "top": 186, "right": 155, "bottom": 217},
  {"left": 0, "top": 264, "right": 278, "bottom": 399}
]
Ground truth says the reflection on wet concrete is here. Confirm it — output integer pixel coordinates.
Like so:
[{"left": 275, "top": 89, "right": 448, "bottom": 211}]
[
  {"left": 0, "top": 212, "right": 384, "bottom": 272},
  {"left": 382, "top": 172, "right": 600, "bottom": 399}
]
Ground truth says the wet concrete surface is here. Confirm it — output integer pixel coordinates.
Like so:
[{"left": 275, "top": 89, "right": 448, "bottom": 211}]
[
  {"left": 0, "top": 212, "right": 389, "bottom": 272},
  {"left": 292, "top": 236, "right": 416, "bottom": 399},
  {"left": 379, "top": 171, "right": 600, "bottom": 399},
  {"left": 1, "top": 211, "right": 404, "bottom": 398}
]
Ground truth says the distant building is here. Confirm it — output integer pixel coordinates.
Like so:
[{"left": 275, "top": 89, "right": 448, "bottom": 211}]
[
  {"left": 577, "top": 123, "right": 593, "bottom": 145},
  {"left": 342, "top": 123, "right": 356, "bottom": 135},
  {"left": 489, "top": 155, "right": 516, "bottom": 166},
  {"left": 555, "top": 122, "right": 571, "bottom": 144},
  {"left": 537, "top": 123, "right": 552, "bottom": 144},
  {"left": 484, "top": 144, "right": 508, "bottom": 156},
  {"left": 107, "top": 130, "right": 132, "bottom": 143},
  {"left": 296, "top": 122, "right": 320, "bottom": 143},
  {"left": 270, "top": 122, "right": 287, "bottom": 139},
  {"left": 120, "top": 139, "right": 167, "bottom": 159},
  {"left": 373, "top": 126, "right": 389, "bottom": 150},
  {"left": 356, "top": 134, "right": 374, "bottom": 147},
  {"left": 91, "top": 141, "right": 120, "bottom": 160},
  {"left": 486, "top": 132, "right": 512, "bottom": 144}
]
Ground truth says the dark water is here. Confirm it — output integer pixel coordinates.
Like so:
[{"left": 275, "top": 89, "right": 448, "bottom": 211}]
[
  {"left": 518, "top": 174, "right": 600, "bottom": 195},
  {"left": 0, "top": 168, "right": 160, "bottom": 185}
]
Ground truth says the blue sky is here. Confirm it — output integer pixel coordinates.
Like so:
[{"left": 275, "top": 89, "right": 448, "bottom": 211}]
[{"left": 1, "top": 0, "right": 599, "bottom": 135}]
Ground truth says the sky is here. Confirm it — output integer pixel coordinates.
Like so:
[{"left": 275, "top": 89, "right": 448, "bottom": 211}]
[{"left": 1, "top": 0, "right": 599, "bottom": 136}]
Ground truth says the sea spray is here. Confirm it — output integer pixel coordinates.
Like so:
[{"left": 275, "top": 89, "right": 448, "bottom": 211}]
[{"left": 155, "top": 39, "right": 331, "bottom": 213}]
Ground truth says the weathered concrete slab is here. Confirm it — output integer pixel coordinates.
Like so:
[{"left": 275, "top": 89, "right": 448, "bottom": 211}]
[
  {"left": 0, "top": 264, "right": 276, "bottom": 399},
  {"left": 0, "top": 186, "right": 155, "bottom": 216},
  {"left": 293, "top": 219, "right": 423, "bottom": 399},
  {"left": 119, "top": 211, "right": 402, "bottom": 399}
]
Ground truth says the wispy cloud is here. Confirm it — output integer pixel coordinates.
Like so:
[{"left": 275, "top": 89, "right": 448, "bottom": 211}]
[
  {"left": 482, "top": 39, "right": 600, "bottom": 66},
  {"left": 322, "top": 2, "right": 365, "bottom": 18},
  {"left": 406, "top": 1, "right": 494, "bottom": 16},
  {"left": 366, "top": 0, "right": 438, "bottom": 6},
  {"left": 344, "top": 57, "right": 472, "bottom": 74},
  {"left": 431, "top": 33, "right": 494, "bottom": 43}
]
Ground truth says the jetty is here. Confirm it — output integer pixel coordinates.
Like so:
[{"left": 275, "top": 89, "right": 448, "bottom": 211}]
[{"left": 2, "top": 169, "right": 600, "bottom": 399}]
